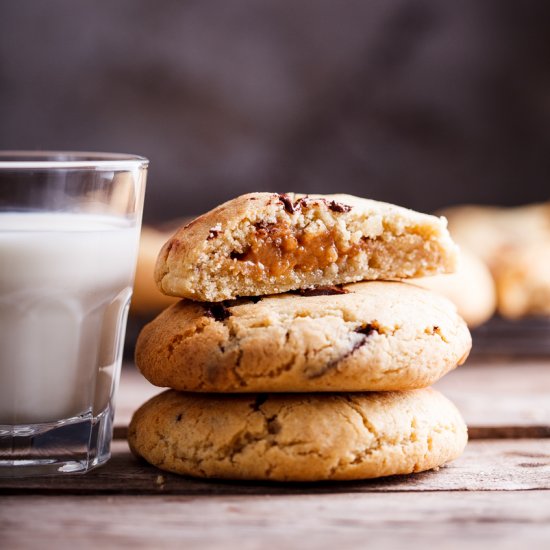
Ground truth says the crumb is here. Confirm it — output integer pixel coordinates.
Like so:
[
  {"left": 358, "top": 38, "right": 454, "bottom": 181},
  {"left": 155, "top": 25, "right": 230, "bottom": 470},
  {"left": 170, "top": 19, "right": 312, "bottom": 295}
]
[{"left": 156, "top": 474, "right": 166, "bottom": 486}]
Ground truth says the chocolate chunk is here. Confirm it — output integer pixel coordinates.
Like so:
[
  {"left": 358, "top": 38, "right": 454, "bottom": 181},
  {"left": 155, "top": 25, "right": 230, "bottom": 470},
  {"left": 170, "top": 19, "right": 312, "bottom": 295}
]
[
  {"left": 348, "top": 337, "right": 369, "bottom": 355},
  {"left": 204, "top": 303, "right": 231, "bottom": 322},
  {"left": 307, "top": 334, "right": 369, "bottom": 379},
  {"left": 354, "top": 323, "right": 378, "bottom": 337},
  {"left": 278, "top": 193, "right": 296, "bottom": 214},
  {"left": 267, "top": 416, "right": 282, "bottom": 434},
  {"left": 278, "top": 194, "right": 317, "bottom": 213},
  {"left": 230, "top": 248, "right": 249, "bottom": 260},
  {"left": 254, "top": 220, "right": 271, "bottom": 231},
  {"left": 294, "top": 197, "right": 310, "bottom": 210},
  {"left": 291, "top": 286, "right": 349, "bottom": 297},
  {"left": 254, "top": 222, "right": 279, "bottom": 242},
  {"left": 307, "top": 323, "right": 379, "bottom": 379},
  {"left": 251, "top": 394, "right": 269, "bottom": 411},
  {"left": 278, "top": 194, "right": 351, "bottom": 214},
  {"left": 328, "top": 200, "right": 352, "bottom": 213}
]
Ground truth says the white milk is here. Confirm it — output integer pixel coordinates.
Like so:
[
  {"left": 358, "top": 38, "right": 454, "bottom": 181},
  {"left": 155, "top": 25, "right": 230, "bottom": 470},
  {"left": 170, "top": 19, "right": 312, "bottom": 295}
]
[{"left": 0, "top": 213, "right": 140, "bottom": 424}]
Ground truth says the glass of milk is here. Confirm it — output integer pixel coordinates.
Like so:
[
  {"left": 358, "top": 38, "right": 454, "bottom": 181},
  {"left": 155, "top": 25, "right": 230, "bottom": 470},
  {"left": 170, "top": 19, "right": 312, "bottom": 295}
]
[{"left": 0, "top": 151, "right": 147, "bottom": 476}]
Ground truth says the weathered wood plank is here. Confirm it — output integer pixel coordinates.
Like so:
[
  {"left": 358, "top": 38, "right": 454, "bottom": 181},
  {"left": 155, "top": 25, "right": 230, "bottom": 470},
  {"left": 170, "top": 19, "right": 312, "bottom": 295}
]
[
  {"left": 435, "top": 359, "right": 550, "bottom": 428},
  {"left": 471, "top": 316, "right": 550, "bottom": 356},
  {"left": 468, "top": 425, "right": 550, "bottom": 439},
  {"left": 115, "top": 359, "right": 550, "bottom": 437},
  {"left": 1, "top": 439, "right": 549, "bottom": 495},
  {"left": 2, "top": 491, "right": 550, "bottom": 550}
]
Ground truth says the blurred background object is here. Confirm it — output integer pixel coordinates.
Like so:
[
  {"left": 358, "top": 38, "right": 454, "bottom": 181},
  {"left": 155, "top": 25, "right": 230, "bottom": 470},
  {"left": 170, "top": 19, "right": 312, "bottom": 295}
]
[
  {"left": 131, "top": 226, "right": 179, "bottom": 317},
  {"left": 2, "top": 0, "right": 550, "bottom": 224},
  {"left": 414, "top": 248, "right": 496, "bottom": 328},
  {"left": 443, "top": 204, "right": 550, "bottom": 320},
  {"left": 440, "top": 204, "right": 550, "bottom": 268},
  {"left": 493, "top": 242, "right": 550, "bottom": 319}
]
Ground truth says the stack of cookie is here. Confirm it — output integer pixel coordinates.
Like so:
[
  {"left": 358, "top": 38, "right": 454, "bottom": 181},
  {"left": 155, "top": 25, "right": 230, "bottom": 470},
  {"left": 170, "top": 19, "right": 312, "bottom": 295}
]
[{"left": 129, "top": 193, "right": 471, "bottom": 482}]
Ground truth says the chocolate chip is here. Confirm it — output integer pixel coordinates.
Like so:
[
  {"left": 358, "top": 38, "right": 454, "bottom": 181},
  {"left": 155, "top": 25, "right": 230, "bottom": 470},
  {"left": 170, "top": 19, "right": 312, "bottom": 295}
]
[
  {"left": 308, "top": 323, "right": 379, "bottom": 378},
  {"left": 251, "top": 394, "right": 269, "bottom": 411},
  {"left": 207, "top": 229, "right": 219, "bottom": 240},
  {"left": 307, "top": 334, "right": 369, "bottom": 379},
  {"left": 278, "top": 194, "right": 350, "bottom": 214},
  {"left": 328, "top": 200, "right": 352, "bottom": 213},
  {"left": 349, "top": 337, "right": 369, "bottom": 355},
  {"left": 204, "top": 303, "right": 231, "bottom": 322},
  {"left": 230, "top": 249, "right": 249, "bottom": 260},
  {"left": 175, "top": 413, "right": 183, "bottom": 422},
  {"left": 267, "top": 416, "right": 282, "bottom": 434},
  {"left": 354, "top": 323, "right": 378, "bottom": 337},
  {"left": 254, "top": 220, "right": 273, "bottom": 233},
  {"left": 278, "top": 193, "right": 296, "bottom": 214},
  {"left": 291, "top": 286, "right": 349, "bottom": 297},
  {"left": 294, "top": 197, "right": 310, "bottom": 210}
]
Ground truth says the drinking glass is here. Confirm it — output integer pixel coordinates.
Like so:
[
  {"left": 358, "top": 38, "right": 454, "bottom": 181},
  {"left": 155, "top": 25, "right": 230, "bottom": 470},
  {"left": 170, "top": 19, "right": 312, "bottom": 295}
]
[{"left": 0, "top": 151, "right": 147, "bottom": 476}]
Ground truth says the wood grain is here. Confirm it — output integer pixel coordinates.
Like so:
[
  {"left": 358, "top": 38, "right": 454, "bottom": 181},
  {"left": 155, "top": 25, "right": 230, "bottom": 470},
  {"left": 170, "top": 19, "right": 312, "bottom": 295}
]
[
  {"left": 435, "top": 359, "right": 550, "bottom": 427},
  {"left": 2, "top": 439, "right": 550, "bottom": 495},
  {"left": 2, "top": 491, "right": 550, "bottom": 550},
  {"left": 3, "top": 358, "right": 550, "bottom": 549}
]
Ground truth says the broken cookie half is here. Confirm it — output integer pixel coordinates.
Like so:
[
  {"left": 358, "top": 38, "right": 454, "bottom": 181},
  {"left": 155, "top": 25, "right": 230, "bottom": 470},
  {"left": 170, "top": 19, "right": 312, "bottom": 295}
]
[{"left": 155, "top": 192, "right": 459, "bottom": 302}]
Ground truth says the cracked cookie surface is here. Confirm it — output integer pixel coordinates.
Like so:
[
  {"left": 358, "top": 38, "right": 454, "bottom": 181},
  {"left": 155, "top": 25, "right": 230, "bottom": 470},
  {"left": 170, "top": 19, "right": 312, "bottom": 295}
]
[
  {"left": 128, "top": 387, "right": 468, "bottom": 481},
  {"left": 155, "top": 192, "right": 458, "bottom": 302},
  {"left": 136, "top": 281, "right": 471, "bottom": 392}
]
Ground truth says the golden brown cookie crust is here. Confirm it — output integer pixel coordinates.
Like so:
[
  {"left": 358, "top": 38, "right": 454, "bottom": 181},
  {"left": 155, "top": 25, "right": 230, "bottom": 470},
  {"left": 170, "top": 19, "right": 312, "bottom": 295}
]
[
  {"left": 135, "top": 281, "right": 471, "bottom": 392},
  {"left": 155, "top": 193, "right": 459, "bottom": 302},
  {"left": 128, "top": 388, "right": 468, "bottom": 481}
]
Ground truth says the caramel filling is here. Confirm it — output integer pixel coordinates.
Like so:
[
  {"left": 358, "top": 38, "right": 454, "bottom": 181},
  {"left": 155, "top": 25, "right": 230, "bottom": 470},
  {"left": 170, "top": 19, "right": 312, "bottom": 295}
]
[
  {"left": 227, "top": 221, "right": 433, "bottom": 281},
  {"left": 232, "top": 222, "right": 360, "bottom": 277}
]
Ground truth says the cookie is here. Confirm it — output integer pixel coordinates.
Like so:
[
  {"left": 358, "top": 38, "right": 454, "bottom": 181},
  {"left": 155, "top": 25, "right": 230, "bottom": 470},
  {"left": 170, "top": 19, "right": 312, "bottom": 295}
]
[
  {"left": 492, "top": 242, "right": 550, "bottom": 319},
  {"left": 413, "top": 248, "right": 496, "bottom": 327},
  {"left": 155, "top": 192, "right": 459, "bottom": 302},
  {"left": 441, "top": 202, "right": 550, "bottom": 267},
  {"left": 441, "top": 202, "right": 550, "bottom": 320},
  {"left": 135, "top": 281, "right": 471, "bottom": 392},
  {"left": 128, "top": 388, "right": 468, "bottom": 481}
]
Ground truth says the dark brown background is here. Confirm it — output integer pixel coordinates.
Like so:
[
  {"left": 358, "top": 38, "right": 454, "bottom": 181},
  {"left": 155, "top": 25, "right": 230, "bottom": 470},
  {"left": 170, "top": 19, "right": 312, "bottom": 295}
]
[{"left": 1, "top": 0, "right": 550, "bottom": 223}]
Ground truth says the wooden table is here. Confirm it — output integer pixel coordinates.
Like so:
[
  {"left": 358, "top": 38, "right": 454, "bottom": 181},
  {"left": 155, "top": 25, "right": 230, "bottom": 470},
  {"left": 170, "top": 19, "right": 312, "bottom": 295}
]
[{"left": 2, "top": 358, "right": 550, "bottom": 549}]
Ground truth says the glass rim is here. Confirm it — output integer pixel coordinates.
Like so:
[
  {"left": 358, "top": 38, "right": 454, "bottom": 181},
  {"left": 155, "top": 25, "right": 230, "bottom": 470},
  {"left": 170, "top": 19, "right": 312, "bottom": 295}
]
[{"left": 0, "top": 150, "right": 149, "bottom": 169}]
